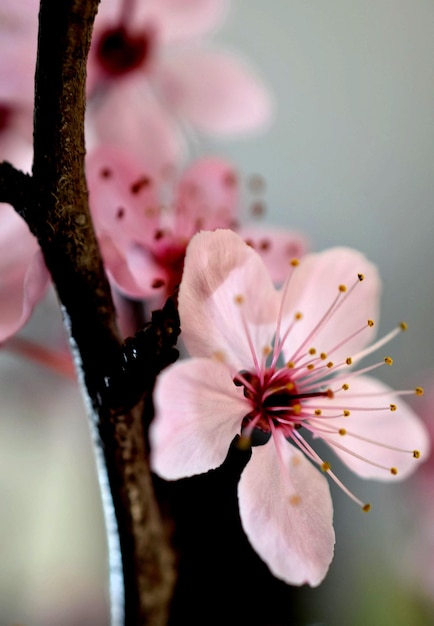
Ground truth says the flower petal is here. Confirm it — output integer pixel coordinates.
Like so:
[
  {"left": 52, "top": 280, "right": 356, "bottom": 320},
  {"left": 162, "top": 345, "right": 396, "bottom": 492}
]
[
  {"left": 281, "top": 247, "right": 381, "bottom": 364},
  {"left": 0, "top": 205, "right": 50, "bottom": 341},
  {"left": 179, "top": 230, "right": 279, "bottom": 371},
  {"left": 145, "top": 0, "right": 228, "bottom": 43},
  {"left": 311, "top": 375, "right": 431, "bottom": 480},
  {"left": 238, "top": 225, "right": 310, "bottom": 285},
  {"left": 238, "top": 430, "right": 335, "bottom": 586},
  {"left": 175, "top": 157, "right": 239, "bottom": 235},
  {"left": 156, "top": 48, "right": 272, "bottom": 136},
  {"left": 150, "top": 357, "right": 247, "bottom": 479}
]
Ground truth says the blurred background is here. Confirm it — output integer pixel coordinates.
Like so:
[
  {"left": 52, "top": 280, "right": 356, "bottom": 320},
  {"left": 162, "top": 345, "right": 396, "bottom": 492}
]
[{"left": 1, "top": 1, "right": 434, "bottom": 624}]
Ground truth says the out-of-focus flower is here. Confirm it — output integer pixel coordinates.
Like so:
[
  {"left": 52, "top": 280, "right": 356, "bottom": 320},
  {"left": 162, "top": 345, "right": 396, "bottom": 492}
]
[
  {"left": 150, "top": 229, "right": 429, "bottom": 586},
  {"left": 86, "top": 146, "right": 307, "bottom": 304},
  {"left": 86, "top": 0, "right": 272, "bottom": 175},
  {"left": 0, "top": 0, "right": 37, "bottom": 168},
  {"left": 0, "top": 203, "right": 50, "bottom": 341}
]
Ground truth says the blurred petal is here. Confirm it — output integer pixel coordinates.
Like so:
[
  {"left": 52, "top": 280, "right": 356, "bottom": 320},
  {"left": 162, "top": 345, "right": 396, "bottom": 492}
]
[
  {"left": 145, "top": 0, "right": 228, "bottom": 43},
  {"left": 0, "top": 206, "right": 50, "bottom": 341},
  {"left": 150, "top": 358, "right": 247, "bottom": 479},
  {"left": 238, "top": 225, "right": 310, "bottom": 285},
  {"left": 179, "top": 230, "right": 279, "bottom": 371},
  {"left": 175, "top": 156, "right": 239, "bottom": 234},
  {"left": 238, "top": 431, "right": 335, "bottom": 586},
  {"left": 156, "top": 48, "right": 272, "bottom": 135},
  {"left": 281, "top": 247, "right": 381, "bottom": 364},
  {"left": 314, "top": 375, "right": 431, "bottom": 480}
]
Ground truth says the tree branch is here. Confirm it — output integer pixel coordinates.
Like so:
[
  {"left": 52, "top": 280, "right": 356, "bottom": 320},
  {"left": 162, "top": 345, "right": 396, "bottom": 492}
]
[{"left": 0, "top": 1, "right": 176, "bottom": 623}]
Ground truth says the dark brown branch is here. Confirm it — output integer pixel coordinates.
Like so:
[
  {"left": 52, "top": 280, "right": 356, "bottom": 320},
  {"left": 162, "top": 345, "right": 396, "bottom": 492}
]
[{"left": 0, "top": 1, "right": 175, "bottom": 623}]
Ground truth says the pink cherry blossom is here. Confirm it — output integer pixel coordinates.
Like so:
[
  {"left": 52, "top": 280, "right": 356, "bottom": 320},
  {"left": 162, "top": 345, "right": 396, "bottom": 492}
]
[
  {"left": 0, "top": 203, "right": 50, "bottom": 341},
  {"left": 150, "top": 229, "right": 430, "bottom": 586},
  {"left": 86, "top": 146, "right": 307, "bottom": 304},
  {"left": 86, "top": 0, "right": 272, "bottom": 174}
]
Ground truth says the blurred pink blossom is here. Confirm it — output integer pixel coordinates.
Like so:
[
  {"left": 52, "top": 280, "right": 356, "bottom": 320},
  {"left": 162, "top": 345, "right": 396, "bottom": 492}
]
[
  {"left": 0, "top": 203, "right": 50, "bottom": 341},
  {"left": 150, "top": 229, "right": 430, "bottom": 586},
  {"left": 86, "top": 0, "right": 272, "bottom": 175},
  {"left": 86, "top": 146, "right": 307, "bottom": 304}
]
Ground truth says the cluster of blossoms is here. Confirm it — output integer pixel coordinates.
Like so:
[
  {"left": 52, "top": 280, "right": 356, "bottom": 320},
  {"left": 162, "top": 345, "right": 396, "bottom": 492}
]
[{"left": 150, "top": 229, "right": 430, "bottom": 585}]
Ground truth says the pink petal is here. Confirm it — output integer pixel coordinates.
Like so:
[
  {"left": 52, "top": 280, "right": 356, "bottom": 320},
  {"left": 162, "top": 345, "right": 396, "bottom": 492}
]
[
  {"left": 144, "top": 0, "right": 228, "bottom": 43},
  {"left": 86, "top": 144, "right": 161, "bottom": 245},
  {"left": 179, "top": 230, "right": 279, "bottom": 372},
  {"left": 150, "top": 357, "right": 247, "bottom": 479},
  {"left": 0, "top": 205, "right": 50, "bottom": 341},
  {"left": 237, "top": 225, "right": 310, "bottom": 285},
  {"left": 156, "top": 48, "right": 272, "bottom": 136},
  {"left": 311, "top": 375, "right": 431, "bottom": 480},
  {"left": 174, "top": 156, "right": 239, "bottom": 235},
  {"left": 86, "top": 78, "right": 184, "bottom": 178},
  {"left": 281, "top": 247, "right": 381, "bottom": 364},
  {"left": 238, "top": 430, "right": 335, "bottom": 586}
]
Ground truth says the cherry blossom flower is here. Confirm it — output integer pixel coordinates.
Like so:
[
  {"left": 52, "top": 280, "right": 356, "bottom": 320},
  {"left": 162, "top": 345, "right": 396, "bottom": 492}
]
[
  {"left": 0, "top": 203, "right": 50, "bottom": 341},
  {"left": 86, "top": 146, "right": 307, "bottom": 304},
  {"left": 86, "top": 0, "right": 272, "bottom": 174},
  {"left": 150, "top": 229, "right": 430, "bottom": 586}
]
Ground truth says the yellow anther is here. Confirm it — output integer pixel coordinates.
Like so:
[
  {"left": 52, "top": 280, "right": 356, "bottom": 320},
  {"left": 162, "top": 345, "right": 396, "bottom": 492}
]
[
  {"left": 320, "top": 352, "right": 327, "bottom": 360},
  {"left": 289, "top": 494, "right": 301, "bottom": 506},
  {"left": 295, "top": 312, "right": 303, "bottom": 320},
  {"left": 342, "top": 383, "right": 349, "bottom": 391},
  {"left": 327, "top": 389, "right": 334, "bottom": 399},
  {"left": 384, "top": 356, "right": 393, "bottom": 365},
  {"left": 262, "top": 345, "right": 272, "bottom": 357},
  {"left": 321, "top": 462, "right": 331, "bottom": 472},
  {"left": 400, "top": 322, "right": 408, "bottom": 331},
  {"left": 290, "top": 258, "right": 300, "bottom": 267},
  {"left": 293, "top": 404, "right": 302, "bottom": 414},
  {"left": 339, "top": 428, "right": 347, "bottom": 436},
  {"left": 327, "top": 361, "right": 334, "bottom": 369},
  {"left": 358, "top": 273, "right": 365, "bottom": 281},
  {"left": 286, "top": 382, "right": 295, "bottom": 391},
  {"left": 339, "top": 284, "right": 347, "bottom": 293},
  {"left": 362, "top": 504, "right": 371, "bottom": 513},
  {"left": 314, "top": 409, "right": 322, "bottom": 416},
  {"left": 415, "top": 387, "right": 424, "bottom": 396},
  {"left": 234, "top": 294, "right": 244, "bottom": 305},
  {"left": 390, "top": 467, "right": 398, "bottom": 475},
  {"left": 212, "top": 351, "right": 226, "bottom": 363},
  {"left": 413, "top": 450, "right": 421, "bottom": 459},
  {"left": 367, "top": 319, "right": 375, "bottom": 327},
  {"left": 309, "top": 347, "right": 316, "bottom": 355},
  {"left": 346, "top": 357, "right": 353, "bottom": 365},
  {"left": 390, "top": 404, "right": 397, "bottom": 412},
  {"left": 307, "top": 363, "right": 315, "bottom": 371},
  {"left": 236, "top": 435, "right": 252, "bottom": 451},
  {"left": 343, "top": 410, "right": 350, "bottom": 417}
]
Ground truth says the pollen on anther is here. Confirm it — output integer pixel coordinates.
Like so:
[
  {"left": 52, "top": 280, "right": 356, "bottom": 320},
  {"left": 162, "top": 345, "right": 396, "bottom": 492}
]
[
  {"left": 346, "top": 357, "right": 353, "bottom": 365},
  {"left": 286, "top": 361, "right": 295, "bottom": 369},
  {"left": 309, "top": 348, "right": 316, "bottom": 355},
  {"left": 307, "top": 363, "right": 315, "bottom": 371},
  {"left": 314, "top": 409, "right": 322, "bottom": 416},
  {"left": 384, "top": 356, "right": 393, "bottom": 366},
  {"left": 327, "top": 361, "right": 334, "bottom": 369},
  {"left": 290, "top": 258, "right": 300, "bottom": 267},
  {"left": 327, "top": 389, "right": 334, "bottom": 399},
  {"left": 321, "top": 462, "right": 331, "bottom": 472},
  {"left": 413, "top": 450, "right": 421, "bottom": 459},
  {"left": 343, "top": 410, "right": 350, "bottom": 417},
  {"left": 320, "top": 352, "right": 327, "bottom": 360},
  {"left": 342, "top": 383, "right": 349, "bottom": 391},
  {"left": 390, "top": 467, "right": 398, "bottom": 475},
  {"left": 262, "top": 345, "right": 272, "bottom": 357},
  {"left": 390, "top": 404, "right": 397, "bottom": 412},
  {"left": 358, "top": 273, "right": 365, "bottom": 281},
  {"left": 289, "top": 494, "right": 301, "bottom": 506},
  {"left": 339, "top": 428, "right": 347, "bottom": 436},
  {"left": 293, "top": 404, "right": 302, "bottom": 414},
  {"left": 368, "top": 319, "right": 375, "bottom": 327},
  {"left": 339, "top": 284, "right": 347, "bottom": 293},
  {"left": 362, "top": 504, "right": 371, "bottom": 513},
  {"left": 295, "top": 312, "right": 303, "bottom": 321},
  {"left": 212, "top": 351, "right": 226, "bottom": 363},
  {"left": 234, "top": 294, "right": 244, "bottom": 305},
  {"left": 415, "top": 387, "right": 424, "bottom": 396},
  {"left": 400, "top": 322, "right": 408, "bottom": 331}
]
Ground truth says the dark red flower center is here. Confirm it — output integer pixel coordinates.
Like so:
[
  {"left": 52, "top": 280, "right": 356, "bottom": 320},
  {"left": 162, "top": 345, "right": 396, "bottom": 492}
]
[{"left": 95, "top": 25, "right": 153, "bottom": 77}]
